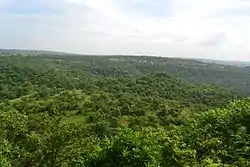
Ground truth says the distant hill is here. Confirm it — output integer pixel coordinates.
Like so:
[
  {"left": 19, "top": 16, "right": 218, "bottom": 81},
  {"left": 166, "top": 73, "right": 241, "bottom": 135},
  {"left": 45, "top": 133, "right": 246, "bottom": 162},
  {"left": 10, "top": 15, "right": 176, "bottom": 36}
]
[
  {"left": 0, "top": 49, "right": 71, "bottom": 56},
  {"left": 2, "top": 49, "right": 250, "bottom": 67},
  {"left": 0, "top": 53, "right": 249, "bottom": 96},
  {"left": 194, "top": 58, "right": 250, "bottom": 67},
  {"left": 1, "top": 50, "right": 250, "bottom": 95}
]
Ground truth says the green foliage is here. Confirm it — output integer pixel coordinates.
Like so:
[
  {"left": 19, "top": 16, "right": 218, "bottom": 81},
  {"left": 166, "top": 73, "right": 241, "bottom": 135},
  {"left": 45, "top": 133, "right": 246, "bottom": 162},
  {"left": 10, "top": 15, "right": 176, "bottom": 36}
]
[{"left": 0, "top": 54, "right": 249, "bottom": 166}]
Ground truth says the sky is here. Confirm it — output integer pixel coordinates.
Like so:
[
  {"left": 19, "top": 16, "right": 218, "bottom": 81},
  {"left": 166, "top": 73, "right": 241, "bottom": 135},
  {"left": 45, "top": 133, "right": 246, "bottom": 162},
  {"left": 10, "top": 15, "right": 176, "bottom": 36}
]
[{"left": 0, "top": 0, "right": 250, "bottom": 61}]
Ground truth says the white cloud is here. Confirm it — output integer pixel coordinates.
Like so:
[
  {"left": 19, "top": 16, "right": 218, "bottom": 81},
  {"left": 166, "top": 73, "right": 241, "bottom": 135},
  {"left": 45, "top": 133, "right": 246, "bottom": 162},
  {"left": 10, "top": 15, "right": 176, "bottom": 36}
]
[{"left": 0, "top": 0, "right": 250, "bottom": 60}]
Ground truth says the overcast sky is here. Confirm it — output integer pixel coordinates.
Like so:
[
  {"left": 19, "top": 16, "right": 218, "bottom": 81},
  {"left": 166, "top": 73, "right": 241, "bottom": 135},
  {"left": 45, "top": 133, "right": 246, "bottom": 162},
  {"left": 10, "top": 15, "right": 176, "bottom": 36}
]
[{"left": 0, "top": 0, "right": 250, "bottom": 61}]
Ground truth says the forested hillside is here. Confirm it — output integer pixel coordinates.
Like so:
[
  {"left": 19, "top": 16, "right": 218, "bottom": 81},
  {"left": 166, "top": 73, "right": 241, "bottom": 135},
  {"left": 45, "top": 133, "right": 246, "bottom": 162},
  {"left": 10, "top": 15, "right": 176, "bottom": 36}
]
[
  {"left": 0, "top": 54, "right": 249, "bottom": 166},
  {"left": 3, "top": 53, "right": 250, "bottom": 95}
]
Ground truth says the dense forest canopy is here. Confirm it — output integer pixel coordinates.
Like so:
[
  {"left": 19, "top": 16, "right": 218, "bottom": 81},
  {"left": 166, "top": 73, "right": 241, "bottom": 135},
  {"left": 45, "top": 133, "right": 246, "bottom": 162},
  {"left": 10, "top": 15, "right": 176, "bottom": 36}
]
[
  {"left": 0, "top": 53, "right": 249, "bottom": 166},
  {"left": 2, "top": 53, "right": 250, "bottom": 95}
]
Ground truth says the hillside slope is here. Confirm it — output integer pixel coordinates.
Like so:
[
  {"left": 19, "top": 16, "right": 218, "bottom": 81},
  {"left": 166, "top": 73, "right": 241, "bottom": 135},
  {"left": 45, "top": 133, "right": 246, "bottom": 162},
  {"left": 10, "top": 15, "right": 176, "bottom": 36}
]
[{"left": 2, "top": 54, "right": 248, "bottom": 95}]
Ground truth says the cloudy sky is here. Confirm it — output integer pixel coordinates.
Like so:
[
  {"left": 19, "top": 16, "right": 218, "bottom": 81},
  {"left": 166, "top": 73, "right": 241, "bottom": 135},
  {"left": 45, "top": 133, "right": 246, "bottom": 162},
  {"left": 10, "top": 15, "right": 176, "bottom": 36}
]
[{"left": 0, "top": 0, "right": 250, "bottom": 60}]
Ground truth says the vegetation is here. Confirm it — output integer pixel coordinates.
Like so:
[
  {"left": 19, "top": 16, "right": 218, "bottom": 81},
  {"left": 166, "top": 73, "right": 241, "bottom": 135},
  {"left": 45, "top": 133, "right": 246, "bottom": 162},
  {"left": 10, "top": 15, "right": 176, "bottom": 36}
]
[{"left": 0, "top": 53, "right": 249, "bottom": 166}]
